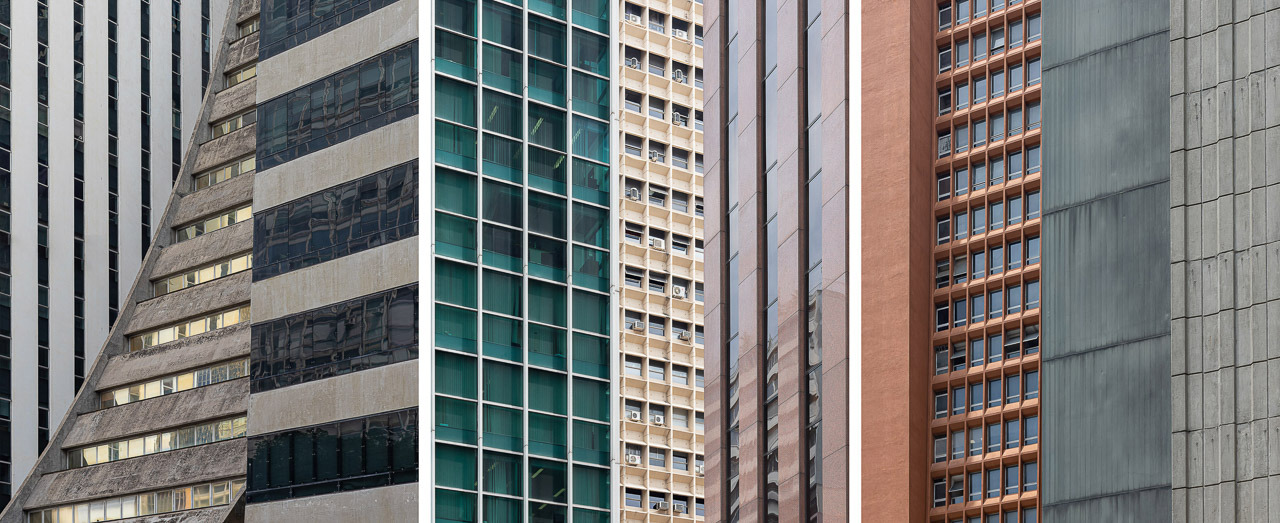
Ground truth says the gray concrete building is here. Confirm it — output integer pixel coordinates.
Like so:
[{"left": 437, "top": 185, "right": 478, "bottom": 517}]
[
  {"left": 0, "top": 0, "right": 229, "bottom": 506},
  {"left": 0, "top": 0, "right": 420, "bottom": 520}
]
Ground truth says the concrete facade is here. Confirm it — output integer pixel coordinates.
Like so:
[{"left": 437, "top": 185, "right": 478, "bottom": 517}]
[
  {"left": 1170, "top": 0, "right": 1280, "bottom": 521},
  {"left": 1042, "top": 0, "right": 1172, "bottom": 520}
]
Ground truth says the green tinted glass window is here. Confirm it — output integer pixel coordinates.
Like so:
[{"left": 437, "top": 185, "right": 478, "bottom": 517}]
[
  {"left": 529, "top": 16, "right": 567, "bottom": 64},
  {"left": 530, "top": 0, "right": 565, "bottom": 19},
  {"left": 571, "top": 333, "right": 608, "bottom": 378},
  {"left": 483, "top": 360, "right": 523, "bottom": 407},
  {"left": 571, "top": 115, "right": 609, "bottom": 163},
  {"left": 436, "top": 443, "right": 477, "bottom": 490},
  {"left": 528, "top": 324, "right": 567, "bottom": 370},
  {"left": 529, "top": 369, "right": 567, "bottom": 414},
  {"left": 529, "top": 280, "right": 567, "bottom": 326},
  {"left": 436, "top": 30, "right": 477, "bottom": 80},
  {"left": 482, "top": 314, "right": 522, "bottom": 362},
  {"left": 528, "top": 236, "right": 567, "bottom": 282},
  {"left": 436, "top": 166, "right": 477, "bottom": 216},
  {"left": 571, "top": 29, "right": 608, "bottom": 75},
  {"left": 573, "top": 421, "right": 609, "bottom": 466},
  {"left": 529, "top": 413, "right": 567, "bottom": 459},
  {"left": 528, "top": 147, "right": 567, "bottom": 194},
  {"left": 436, "top": 488, "right": 477, "bottom": 523},
  {"left": 435, "top": 120, "right": 478, "bottom": 172},
  {"left": 435, "top": 259, "right": 477, "bottom": 308},
  {"left": 481, "top": 133, "right": 523, "bottom": 183},
  {"left": 572, "top": 290, "right": 608, "bottom": 334},
  {"left": 482, "top": 180, "right": 523, "bottom": 227},
  {"left": 528, "top": 59, "right": 567, "bottom": 107},
  {"left": 573, "top": 202, "right": 606, "bottom": 246},
  {"left": 437, "top": 0, "right": 477, "bottom": 33},
  {"left": 572, "top": 246, "right": 608, "bottom": 292},
  {"left": 437, "top": 213, "right": 477, "bottom": 262},
  {"left": 571, "top": 0, "right": 608, "bottom": 32},
  {"left": 572, "top": 465, "right": 610, "bottom": 508},
  {"left": 482, "top": 451, "right": 522, "bottom": 495},
  {"left": 436, "top": 76, "right": 477, "bottom": 126},
  {"left": 482, "top": 405, "right": 523, "bottom": 451},
  {"left": 436, "top": 396, "right": 477, "bottom": 444},
  {"left": 571, "top": 72, "right": 609, "bottom": 120},
  {"left": 435, "top": 351, "right": 477, "bottom": 398},
  {"left": 528, "top": 104, "right": 567, "bottom": 151},
  {"left": 530, "top": 459, "right": 568, "bottom": 503},
  {"left": 572, "top": 377, "right": 609, "bottom": 421},
  {"left": 481, "top": 44, "right": 521, "bottom": 94},
  {"left": 482, "top": 270, "right": 522, "bottom": 316},
  {"left": 435, "top": 304, "right": 477, "bottom": 353},
  {"left": 482, "top": 224, "right": 523, "bottom": 271},
  {"left": 571, "top": 159, "right": 608, "bottom": 205},
  {"left": 529, "top": 192, "right": 567, "bottom": 238},
  {"left": 482, "top": 1, "right": 522, "bottom": 49},
  {"left": 483, "top": 496, "right": 520, "bottom": 523},
  {"left": 482, "top": 90, "right": 522, "bottom": 138}
]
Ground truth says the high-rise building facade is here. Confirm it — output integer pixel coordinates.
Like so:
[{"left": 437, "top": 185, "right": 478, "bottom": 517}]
[
  {"left": 704, "top": 0, "right": 850, "bottom": 520},
  {"left": 0, "top": 0, "right": 422, "bottom": 521},
  {"left": 863, "top": 0, "right": 1044, "bottom": 521},
  {"left": 429, "top": 0, "right": 617, "bottom": 520},
  {"left": 616, "top": 0, "right": 709, "bottom": 519},
  {"left": 0, "top": 0, "right": 227, "bottom": 509}
]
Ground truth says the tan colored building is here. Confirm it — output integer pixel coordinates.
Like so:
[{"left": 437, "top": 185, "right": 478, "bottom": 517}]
[{"left": 616, "top": 0, "right": 709, "bottom": 519}]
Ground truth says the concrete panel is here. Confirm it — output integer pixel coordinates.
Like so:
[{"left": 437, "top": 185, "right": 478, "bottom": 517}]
[
  {"left": 255, "top": 0, "right": 418, "bottom": 102},
  {"left": 222, "top": 31, "right": 258, "bottom": 73},
  {"left": 1042, "top": 0, "right": 1170, "bottom": 69},
  {"left": 23, "top": 440, "right": 246, "bottom": 508},
  {"left": 97, "top": 323, "right": 251, "bottom": 391},
  {"left": 208, "top": 78, "right": 257, "bottom": 123},
  {"left": 247, "top": 360, "right": 417, "bottom": 436},
  {"left": 252, "top": 116, "right": 418, "bottom": 210},
  {"left": 149, "top": 219, "right": 253, "bottom": 278},
  {"left": 1042, "top": 183, "right": 1172, "bottom": 358},
  {"left": 112, "top": 505, "right": 239, "bottom": 523},
  {"left": 192, "top": 124, "right": 257, "bottom": 174},
  {"left": 1043, "top": 487, "right": 1172, "bottom": 522},
  {"left": 169, "top": 171, "right": 255, "bottom": 226},
  {"left": 126, "top": 271, "right": 251, "bottom": 333},
  {"left": 249, "top": 236, "right": 418, "bottom": 322},
  {"left": 244, "top": 483, "right": 417, "bottom": 522},
  {"left": 1043, "top": 34, "right": 1172, "bottom": 210},
  {"left": 1042, "top": 336, "right": 1172, "bottom": 508},
  {"left": 63, "top": 379, "right": 249, "bottom": 448}
]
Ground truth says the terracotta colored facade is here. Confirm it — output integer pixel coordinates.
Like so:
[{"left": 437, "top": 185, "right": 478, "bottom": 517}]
[
  {"left": 863, "top": 0, "right": 1044, "bottom": 520},
  {"left": 704, "top": 0, "right": 849, "bottom": 521}
]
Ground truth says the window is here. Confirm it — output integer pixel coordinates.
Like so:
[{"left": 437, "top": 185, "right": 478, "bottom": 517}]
[
  {"left": 211, "top": 109, "right": 256, "bottom": 139},
  {"left": 673, "top": 365, "right": 690, "bottom": 386},
  {"left": 625, "top": 356, "right": 643, "bottom": 376},
  {"left": 1005, "top": 329, "right": 1021, "bottom": 358},
  {"left": 225, "top": 63, "right": 257, "bottom": 88},
  {"left": 955, "top": 212, "right": 969, "bottom": 240},
  {"left": 1009, "top": 19, "right": 1023, "bottom": 48},
  {"left": 648, "top": 9, "right": 666, "bottom": 33},
  {"left": 648, "top": 316, "right": 666, "bottom": 337},
  {"left": 972, "top": 249, "right": 986, "bottom": 277},
  {"left": 1028, "top": 236, "right": 1041, "bottom": 264},
  {"left": 968, "top": 471, "right": 982, "bottom": 501},
  {"left": 970, "top": 338, "right": 985, "bottom": 367},
  {"left": 952, "top": 387, "right": 966, "bottom": 416},
  {"left": 1028, "top": 57, "right": 1041, "bottom": 86},
  {"left": 933, "top": 478, "right": 947, "bottom": 507},
  {"left": 1024, "top": 462, "right": 1039, "bottom": 491},
  {"left": 29, "top": 479, "right": 246, "bottom": 522},
  {"left": 69, "top": 417, "right": 248, "bottom": 468},
  {"left": 648, "top": 53, "right": 666, "bottom": 76},
  {"left": 673, "top": 452, "right": 690, "bottom": 471},
  {"left": 956, "top": 125, "right": 969, "bottom": 152},
  {"left": 952, "top": 431, "right": 966, "bottom": 460},
  {"left": 969, "top": 426, "right": 983, "bottom": 455},
  {"left": 970, "top": 382, "right": 983, "bottom": 411},
  {"left": 991, "top": 27, "right": 1005, "bottom": 54},
  {"left": 939, "top": 45, "right": 953, "bottom": 72},
  {"left": 649, "top": 448, "right": 666, "bottom": 467},
  {"left": 1027, "top": 146, "right": 1041, "bottom": 174},
  {"left": 986, "top": 423, "right": 1001, "bottom": 453},
  {"left": 1009, "top": 150, "right": 1023, "bottom": 179},
  {"left": 1028, "top": 13, "right": 1041, "bottom": 40},
  {"left": 1025, "top": 415, "right": 1039, "bottom": 445},
  {"left": 991, "top": 69, "right": 1005, "bottom": 97},
  {"left": 648, "top": 97, "right": 666, "bottom": 119},
  {"left": 1005, "top": 419, "right": 1020, "bottom": 450},
  {"left": 949, "top": 474, "right": 965, "bottom": 505},
  {"left": 1008, "top": 196, "right": 1023, "bottom": 225},
  {"left": 130, "top": 305, "right": 252, "bottom": 351},
  {"left": 938, "top": 172, "right": 953, "bottom": 201},
  {"left": 1009, "top": 106, "right": 1023, "bottom": 135},
  {"left": 624, "top": 267, "right": 643, "bottom": 288},
  {"left": 972, "top": 162, "right": 986, "bottom": 191},
  {"left": 939, "top": 2, "right": 953, "bottom": 29},
  {"left": 1009, "top": 63, "right": 1023, "bottom": 92},
  {"left": 952, "top": 341, "right": 967, "bottom": 370},
  {"left": 974, "top": 32, "right": 987, "bottom": 60},
  {"left": 1004, "top": 465, "right": 1020, "bottom": 494},
  {"left": 954, "top": 255, "right": 968, "bottom": 284},
  {"left": 935, "top": 390, "right": 948, "bottom": 419},
  {"left": 1024, "top": 324, "right": 1039, "bottom": 354},
  {"left": 1027, "top": 280, "right": 1041, "bottom": 309},
  {"left": 972, "top": 293, "right": 985, "bottom": 323},
  {"left": 626, "top": 489, "right": 643, "bottom": 508},
  {"left": 1009, "top": 240, "right": 1023, "bottom": 269},
  {"left": 973, "top": 76, "right": 986, "bottom": 103},
  {"left": 990, "top": 113, "right": 1004, "bottom": 141},
  {"left": 237, "top": 17, "right": 260, "bottom": 39},
  {"left": 934, "top": 434, "right": 948, "bottom": 463},
  {"left": 957, "top": 82, "right": 970, "bottom": 108},
  {"left": 972, "top": 206, "right": 986, "bottom": 235},
  {"left": 990, "top": 156, "right": 1004, "bottom": 185},
  {"left": 648, "top": 360, "right": 666, "bottom": 381},
  {"left": 937, "top": 215, "right": 951, "bottom": 245},
  {"left": 193, "top": 156, "right": 255, "bottom": 191},
  {"left": 1028, "top": 100, "right": 1042, "bottom": 129},
  {"left": 955, "top": 167, "right": 969, "bottom": 196},
  {"left": 957, "top": 0, "right": 970, "bottom": 22},
  {"left": 935, "top": 346, "right": 949, "bottom": 375},
  {"left": 1026, "top": 370, "right": 1040, "bottom": 399},
  {"left": 987, "top": 377, "right": 1002, "bottom": 408},
  {"left": 974, "top": 119, "right": 986, "bottom": 147},
  {"left": 1006, "top": 373, "right": 1021, "bottom": 404},
  {"left": 990, "top": 200, "right": 1004, "bottom": 230},
  {"left": 988, "top": 333, "right": 1003, "bottom": 364},
  {"left": 624, "top": 90, "right": 642, "bottom": 112},
  {"left": 954, "top": 298, "right": 968, "bottom": 327},
  {"left": 957, "top": 39, "right": 970, "bottom": 66},
  {"left": 986, "top": 468, "right": 1000, "bottom": 498},
  {"left": 939, "top": 87, "right": 953, "bottom": 115},
  {"left": 100, "top": 359, "right": 249, "bottom": 409},
  {"left": 154, "top": 253, "right": 252, "bottom": 296},
  {"left": 936, "top": 302, "right": 950, "bottom": 331}
]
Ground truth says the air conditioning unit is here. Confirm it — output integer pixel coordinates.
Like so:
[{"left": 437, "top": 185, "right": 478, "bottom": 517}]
[
  {"left": 695, "top": 465, "right": 705, "bottom": 476},
  {"left": 626, "top": 454, "right": 642, "bottom": 465},
  {"left": 626, "top": 57, "right": 642, "bottom": 69},
  {"left": 673, "top": 286, "right": 687, "bottom": 299},
  {"left": 673, "top": 70, "right": 688, "bottom": 83},
  {"left": 629, "top": 321, "right": 645, "bottom": 332},
  {"left": 674, "top": 503, "right": 689, "bottom": 514},
  {"left": 626, "top": 187, "right": 642, "bottom": 200},
  {"left": 657, "top": 501, "right": 670, "bottom": 511},
  {"left": 673, "top": 28, "right": 688, "bottom": 39},
  {"left": 649, "top": 238, "right": 666, "bottom": 250},
  {"left": 677, "top": 331, "right": 692, "bottom": 341},
  {"left": 673, "top": 114, "right": 688, "bottom": 126},
  {"left": 625, "top": 12, "right": 641, "bottom": 23},
  {"left": 627, "top": 410, "right": 643, "bottom": 421},
  {"left": 648, "top": 150, "right": 663, "bottom": 162},
  {"left": 652, "top": 414, "right": 665, "bottom": 426}
]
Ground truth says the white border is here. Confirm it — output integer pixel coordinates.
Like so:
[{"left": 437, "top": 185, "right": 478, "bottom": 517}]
[
  {"left": 848, "top": 1, "right": 862, "bottom": 521},
  {"left": 419, "top": 0, "right": 433, "bottom": 520}
]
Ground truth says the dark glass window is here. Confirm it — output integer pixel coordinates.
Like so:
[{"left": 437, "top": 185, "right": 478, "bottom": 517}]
[
  {"left": 250, "top": 285, "right": 418, "bottom": 392},
  {"left": 257, "top": 42, "right": 418, "bottom": 170},
  {"left": 247, "top": 408, "right": 417, "bottom": 502},
  {"left": 261, "top": 0, "right": 402, "bottom": 59}
]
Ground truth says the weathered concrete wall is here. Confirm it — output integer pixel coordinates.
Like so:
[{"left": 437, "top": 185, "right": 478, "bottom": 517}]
[
  {"left": 254, "top": 0, "right": 418, "bottom": 102},
  {"left": 249, "top": 236, "right": 418, "bottom": 322},
  {"left": 23, "top": 440, "right": 246, "bottom": 509},
  {"left": 247, "top": 360, "right": 416, "bottom": 436},
  {"left": 1042, "top": 0, "right": 1172, "bottom": 520},
  {"left": 97, "top": 323, "right": 251, "bottom": 392},
  {"left": 127, "top": 272, "right": 251, "bottom": 333},
  {"left": 1170, "top": 0, "right": 1280, "bottom": 520},
  {"left": 170, "top": 171, "right": 254, "bottom": 225},
  {"left": 208, "top": 79, "right": 258, "bottom": 126},
  {"left": 149, "top": 220, "right": 253, "bottom": 278},
  {"left": 192, "top": 125, "right": 257, "bottom": 174},
  {"left": 63, "top": 379, "right": 249, "bottom": 448},
  {"left": 244, "top": 482, "right": 417, "bottom": 522}
]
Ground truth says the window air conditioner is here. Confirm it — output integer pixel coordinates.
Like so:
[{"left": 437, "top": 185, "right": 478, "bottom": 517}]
[
  {"left": 626, "top": 57, "right": 642, "bottom": 69},
  {"left": 652, "top": 414, "right": 665, "bottom": 426},
  {"left": 649, "top": 238, "right": 666, "bottom": 250},
  {"left": 677, "top": 331, "right": 692, "bottom": 341},
  {"left": 627, "top": 410, "right": 643, "bottom": 421},
  {"left": 626, "top": 187, "right": 642, "bottom": 200},
  {"left": 673, "top": 29, "right": 688, "bottom": 39},
  {"left": 626, "top": 454, "right": 642, "bottom": 465},
  {"left": 629, "top": 321, "right": 645, "bottom": 332},
  {"left": 673, "top": 70, "right": 687, "bottom": 83},
  {"left": 695, "top": 465, "right": 705, "bottom": 476},
  {"left": 626, "top": 12, "right": 641, "bottom": 23},
  {"left": 673, "top": 287, "right": 687, "bottom": 299},
  {"left": 674, "top": 503, "right": 688, "bottom": 514},
  {"left": 657, "top": 501, "right": 670, "bottom": 511}
]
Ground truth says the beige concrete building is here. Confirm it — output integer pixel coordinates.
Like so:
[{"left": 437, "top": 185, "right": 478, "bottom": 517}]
[{"left": 617, "top": 0, "right": 709, "bottom": 519}]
